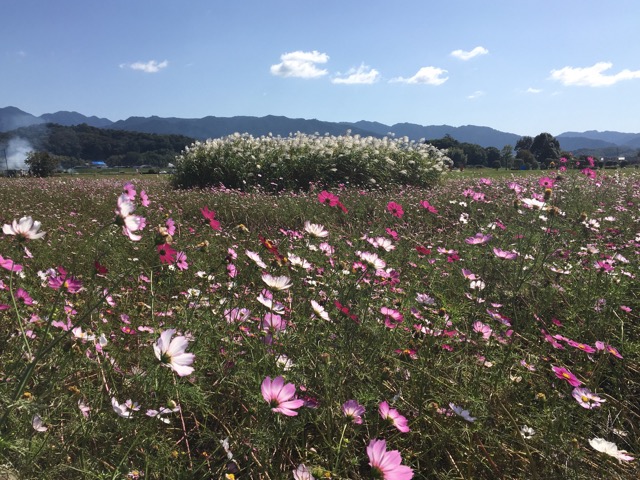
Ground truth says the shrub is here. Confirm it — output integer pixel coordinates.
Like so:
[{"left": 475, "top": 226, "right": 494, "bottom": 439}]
[
  {"left": 171, "top": 132, "right": 451, "bottom": 191},
  {"left": 25, "top": 151, "right": 59, "bottom": 177}
]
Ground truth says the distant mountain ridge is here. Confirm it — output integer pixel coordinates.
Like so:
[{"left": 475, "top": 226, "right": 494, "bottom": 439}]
[{"left": 1, "top": 106, "right": 639, "bottom": 152}]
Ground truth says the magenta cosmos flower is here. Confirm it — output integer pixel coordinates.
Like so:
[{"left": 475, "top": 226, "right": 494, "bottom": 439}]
[
  {"left": 157, "top": 243, "right": 177, "bottom": 264},
  {"left": 551, "top": 365, "right": 582, "bottom": 387},
  {"left": 379, "top": 401, "right": 410, "bottom": 433},
  {"left": 261, "top": 376, "right": 304, "bottom": 416},
  {"left": 318, "top": 190, "right": 339, "bottom": 206},
  {"left": 386, "top": 201, "right": 404, "bottom": 218},
  {"left": 367, "top": 439, "right": 414, "bottom": 479},
  {"left": 3, "top": 216, "right": 46, "bottom": 240},
  {"left": 200, "top": 206, "right": 221, "bottom": 230},
  {"left": 153, "top": 329, "right": 195, "bottom": 377}
]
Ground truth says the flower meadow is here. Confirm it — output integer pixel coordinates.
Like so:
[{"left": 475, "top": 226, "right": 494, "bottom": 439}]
[{"left": 0, "top": 170, "right": 638, "bottom": 479}]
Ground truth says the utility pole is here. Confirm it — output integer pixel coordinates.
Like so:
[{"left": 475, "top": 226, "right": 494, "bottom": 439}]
[{"left": 2, "top": 148, "right": 7, "bottom": 175}]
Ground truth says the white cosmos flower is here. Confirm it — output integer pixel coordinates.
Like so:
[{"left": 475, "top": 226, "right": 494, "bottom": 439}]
[
  {"left": 449, "top": 403, "right": 476, "bottom": 422},
  {"left": 367, "top": 236, "right": 395, "bottom": 251},
  {"left": 288, "top": 254, "right": 312, "bottom": 270},
  {"left": 32, "top": 414, "right": 47, "bottom": 432},
  {"left": 310, "top": 300, "right": 331, "bottom": 321},
  {"left": 257, "top": 292, "right": 285, "bottom": 313},
  {"left": 520, "top": 425, "right": 535, "bottom": 439},
  {"left": 356, "top": 251, "right": 386, "bottom": 270},
  {"left": 246, "top": 250, "right": 267, "bottom": 268},
  {"left": 3, "top": 216, "right": 46, "bottom": 240},
  {"left": 304, "top": 221, "right": 329, "bottom": 238},
  {"left": 115, "top": 193, "right": 143, "bottom": 241},
  {"left": 153, "top": 329, "right": 195, "bottom": 377},
  {"left": 521, "top": 198, "right": 546, "bottom": 210},
  {"left": 111, "top": 397, "right": 140, "bottom": 419},
  {"left": 261, "top": 273, "right": 292, "bottom": 291},
  {"left": 589, "top": 437, "right": 635, "bottom": 462}
]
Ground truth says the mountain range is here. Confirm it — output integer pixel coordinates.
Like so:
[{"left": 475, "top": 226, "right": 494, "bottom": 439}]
[{"left": 2, "top": 106, "right": 639, "bottom": 153}]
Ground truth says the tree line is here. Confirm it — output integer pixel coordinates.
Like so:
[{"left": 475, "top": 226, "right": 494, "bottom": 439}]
[{"left": 427, "top": 132, "right": 572, "bottom": 169}]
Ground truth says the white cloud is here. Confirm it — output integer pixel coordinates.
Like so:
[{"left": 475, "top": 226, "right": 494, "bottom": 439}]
[
  {"left": 390, "top": 66, "right": 448, "bottom": 85},
  {"left": 526, "top": 87, "right": 542, "bottom": 94},
  {"left": 120, "top": 60, "right": 169, "bottom": 73},
  {"left": 550, "top": 62, "right": 640, "bottom": 87},
  {"left": 467, "top": 90, "right": 485, "bottom": 99},
  {"left": 451, "top": 46, "right": 489, "bottom": 61},
  {"left": 331, "top": 64, "right": 380, "bottom": 84},
  {"left": 270, "top": 50, "right": 329, "bottom": 79}
]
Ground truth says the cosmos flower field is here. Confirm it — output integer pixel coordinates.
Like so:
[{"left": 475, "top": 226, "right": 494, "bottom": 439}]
[{"left": 0, "top": 169, "right": 638, "bottom": 479}]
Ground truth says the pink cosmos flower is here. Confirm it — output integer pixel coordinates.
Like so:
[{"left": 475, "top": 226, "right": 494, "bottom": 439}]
[
  {"left": 122, "top": 182, "right": 136, "bottom": 200},
  {"left": 366, "top": 439, "right": 414, "bottom": 480},
  {"left": 165, "top": 218, "right": 176, "bottom": 236},
  {"left": 175, "top": 251, "right": 188, "bottom": 271},
  {"left": 261, "top": 312, "right": 287, "bottom": 332},
  {"left": 224, "top": 307, "right": 251, "bottom": 323},
  {"left": 48, "top": 268, "right": 83, "bottom": 293},
  {"left": 381, "top": 307, "right": 404, "bottom": 328},
  {"left": 420, "top": 200, "right": 438, "bottom": 214},
  {"left": 538, "top": 177, "right": 555, "bottom": 189},
  {"left": 596, "top": 341, "right": 623, "bottom": 359},
  {"left": 12, "top": 290, "right": 33, "bottom": 308},
  {"left": 342, "top": 399, "right": 365, "bottom": 424},
  {"left": 379, "top": 401, "right": 410, "bottom": 433},
  {"left": 261, "top": 376, "right": 304, "bottom": 416},
  {"left": 153, "top": 329, "right": 195, "bottom": 377},
  {"left": 293, "top": 464, "right": 315, "bottom": 480},
  {"left": 508, "top": 182, "right": 523, "bottom": 194},
  {"left": 572, "top": 387, "right": 606, "bottom": 409},
  {"left": 493, "top": 247, "right": 518, "bottom": 260},
  {"left": 473, "top": 321, "right": 492, "bottom": 340},
  {"left": 566, "top": 339, "right": 596, "bottom": 354},
  {"left": 140, "top": 190, "right": 150, "bottom": 207},
  {"left": 0, "top": 254, "right": 23, "bottom": 272},
  {"left": 465, "top": 233, "right": 492, "bottom": 245},
  {"left": 551, "top": 365, "right": 582, "bottom": 387},
  {"left": 3, "top": 216, "right": 46, "bottom": 240},
  {"left": 387, "top": 201, "right": 404, "bottom": 218}
]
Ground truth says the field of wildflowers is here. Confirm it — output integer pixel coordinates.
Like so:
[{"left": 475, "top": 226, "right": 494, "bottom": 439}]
[
  {"left": 0, "top": 168, "right": 638, "bottom": 479},
  {"left": 171, "top": 133, "right": 450, "bottom": 191}
]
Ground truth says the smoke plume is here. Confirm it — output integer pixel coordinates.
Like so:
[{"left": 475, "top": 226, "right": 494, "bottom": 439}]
[{"left": 3, "top": 137, "right": 34, "bottom": 170}]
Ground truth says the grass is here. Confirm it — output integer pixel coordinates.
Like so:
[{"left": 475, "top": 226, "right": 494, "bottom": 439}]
[{"left": 0, "top": 170, "right": 638, "bottom": 479}]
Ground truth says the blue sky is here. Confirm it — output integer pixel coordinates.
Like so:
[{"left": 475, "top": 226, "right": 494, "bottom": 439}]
[{"left": 2, "top": 0, "right": 640, "bottom": 136}]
